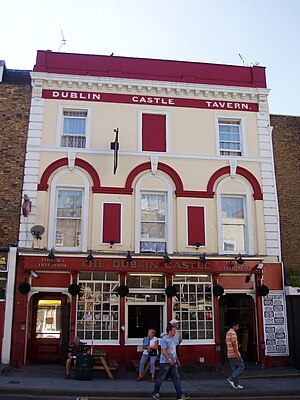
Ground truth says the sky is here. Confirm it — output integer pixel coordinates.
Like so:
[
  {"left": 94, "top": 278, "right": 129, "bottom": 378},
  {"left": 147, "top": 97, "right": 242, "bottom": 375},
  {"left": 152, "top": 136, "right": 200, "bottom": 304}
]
[{"left": 1, "top": 0, "right": 300, "bottom": 116}]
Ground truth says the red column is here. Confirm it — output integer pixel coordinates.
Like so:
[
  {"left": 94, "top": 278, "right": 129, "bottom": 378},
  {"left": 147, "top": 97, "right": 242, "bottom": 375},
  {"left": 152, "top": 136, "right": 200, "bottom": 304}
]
[
  {"left": 119, "top": 272, "right": 127, "bottom": 369},
  {"left": 70, "top": 271, "right": 78, "bottom": 342},
  {"left": 166, "top": 272, "right": 173, "bottom": 322},
  {"left": 255, "top": 273, "right": 266, "bottom": 367},
  {"left": 213, "top": 274, "right": 221, "bottom": 368}
]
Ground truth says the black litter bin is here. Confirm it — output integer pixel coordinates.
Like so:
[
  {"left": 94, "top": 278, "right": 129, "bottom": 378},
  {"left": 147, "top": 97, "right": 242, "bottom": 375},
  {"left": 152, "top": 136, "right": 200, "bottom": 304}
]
[{"left": 74, "top": 354, "right": 94, "bottom": 380}]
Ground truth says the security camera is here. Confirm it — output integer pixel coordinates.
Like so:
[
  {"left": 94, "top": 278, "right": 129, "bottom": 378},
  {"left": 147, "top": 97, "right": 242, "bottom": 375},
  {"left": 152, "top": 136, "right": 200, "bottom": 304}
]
[
  {"left": 257, "top": 263, "right": 264, "bottom": 270},
  {"left": 30, "top": 270, "right": 39, "bottom": 278}
]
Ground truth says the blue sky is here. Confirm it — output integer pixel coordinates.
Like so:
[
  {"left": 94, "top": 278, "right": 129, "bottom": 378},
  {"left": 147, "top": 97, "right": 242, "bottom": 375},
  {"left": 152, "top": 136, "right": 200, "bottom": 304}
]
[{"left": 2, "top": 0, "right": 299, "bottom": 115}]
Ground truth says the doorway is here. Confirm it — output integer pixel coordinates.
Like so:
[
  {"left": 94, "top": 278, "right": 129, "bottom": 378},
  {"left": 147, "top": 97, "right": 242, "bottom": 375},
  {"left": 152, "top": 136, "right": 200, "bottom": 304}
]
[
  {"left": 219, "top": 294, "right": 257, "bottom": 364},
  {"left": 27, "top": 293, "right": 70, "bottom": 364},
  {"left": 128, "top": 305, "right": 162, "bottom": 338}
]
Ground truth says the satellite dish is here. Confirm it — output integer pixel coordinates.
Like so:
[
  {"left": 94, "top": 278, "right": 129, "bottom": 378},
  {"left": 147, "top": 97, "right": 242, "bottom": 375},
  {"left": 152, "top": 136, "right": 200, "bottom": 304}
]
[{"left": 30, "top": 225, "right": 45, "bottom": 240}]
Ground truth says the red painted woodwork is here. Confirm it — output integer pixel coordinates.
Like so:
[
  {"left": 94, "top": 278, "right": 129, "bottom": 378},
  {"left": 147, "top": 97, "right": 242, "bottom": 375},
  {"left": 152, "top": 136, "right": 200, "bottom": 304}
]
[
  {"left": 218, "top": 274, "right": 254, "bottom": 289},
  {"left": 207, "top": 166, "right": 263, "bottom": 200},
  {"left": 38, "top": 157, "right": 101, "bottom": 191},
  {"left": 187, "top": 206, "right": 205, "bottom": 246},
  {"left": 34, "top": 50, "right": 267, "bottom": 88},
  {"left": 31, "top": 272, "right": 70, "bottom": 287},
  {"left": 262, "top": 263, "right": 283, "bottom": 290},
  {"left": 142, "top": 114, "right": 166, "bottom": 152},
  {"left": 102, "top": 203, "right": 121, "bottom": 244},
  {"left": 37, "top": 158, "right": 262, "bottom": 201}
]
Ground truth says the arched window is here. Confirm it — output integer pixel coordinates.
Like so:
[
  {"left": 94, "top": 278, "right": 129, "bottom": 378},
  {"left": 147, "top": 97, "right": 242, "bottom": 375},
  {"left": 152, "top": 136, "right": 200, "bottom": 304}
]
[
  {"left": 48, "top": 169, "right": 90, "bottom": 252},
  {"left": 216, "top": 176, "right": 254, "bottom": 255},
  {"left": 135, "top": 173, "right": 174, "bottom": 254}
]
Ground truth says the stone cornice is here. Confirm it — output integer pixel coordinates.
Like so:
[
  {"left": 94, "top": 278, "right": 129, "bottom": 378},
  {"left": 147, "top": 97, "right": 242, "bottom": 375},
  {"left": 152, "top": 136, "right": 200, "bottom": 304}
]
[{"left": 30, "top": 71, "right": 270, "bottom": 102}]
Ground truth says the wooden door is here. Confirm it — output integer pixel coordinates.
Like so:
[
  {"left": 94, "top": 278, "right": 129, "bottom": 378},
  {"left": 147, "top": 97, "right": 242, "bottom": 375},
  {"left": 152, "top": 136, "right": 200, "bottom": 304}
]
[{"left": 27, "top": 293, "right": 68, "bottom": 363}]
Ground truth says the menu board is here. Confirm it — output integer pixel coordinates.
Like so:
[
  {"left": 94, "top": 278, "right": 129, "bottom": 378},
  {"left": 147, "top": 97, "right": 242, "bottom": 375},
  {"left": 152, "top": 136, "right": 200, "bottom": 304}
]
[{"left": 262, "top": 292, "right": 288, "bottom": 356}]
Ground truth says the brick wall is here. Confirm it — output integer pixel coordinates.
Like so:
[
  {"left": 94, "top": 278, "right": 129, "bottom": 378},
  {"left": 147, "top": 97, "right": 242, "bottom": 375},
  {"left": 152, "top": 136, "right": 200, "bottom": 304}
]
[
  {"left": 0, "top": 71, "right": 31, "bottom": 247},
  {"left": 271, "top": 115, "right": 300, "bottom": 275}
]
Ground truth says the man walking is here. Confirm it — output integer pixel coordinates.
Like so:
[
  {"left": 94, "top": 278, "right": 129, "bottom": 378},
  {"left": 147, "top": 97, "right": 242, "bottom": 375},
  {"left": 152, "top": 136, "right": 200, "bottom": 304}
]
[
  {"left": 226, "top": 322, "right": 244, "bottom": 389},
  {"left": 152, "top": 325, "right": 189, "bottom": 400}
]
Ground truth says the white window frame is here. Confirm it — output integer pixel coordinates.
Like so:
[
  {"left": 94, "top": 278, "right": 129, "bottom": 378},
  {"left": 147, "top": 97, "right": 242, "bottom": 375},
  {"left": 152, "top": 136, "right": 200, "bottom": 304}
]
[
  {"left": 216, "top": 176, "right": 254, "bottom": 255},
  {"left": 56, "top": 104, "right": 92, "bottom": 149},
  {"left": 172, "top": 273, "right": 215, "bottom": 344},
  {"left": 214, "top": 115, "right": 247, "bottom": 157},
  {"left": 77, "top": 272, "right": 120, "bottom": 345},
  {"left": 135, "top": 172, "right": 173, "bottom": 254},
  {"left": 100, "top": 201, "right": 123, "bottom": 246},
  {"left": 185, "top": 205, "right": 207, "bottom": 248},
  {"left": 48, "top": 169, "right": 89, "bottom": 252},
  {"left": 137, "top": 109, "right": 170, "bottom": 153}
]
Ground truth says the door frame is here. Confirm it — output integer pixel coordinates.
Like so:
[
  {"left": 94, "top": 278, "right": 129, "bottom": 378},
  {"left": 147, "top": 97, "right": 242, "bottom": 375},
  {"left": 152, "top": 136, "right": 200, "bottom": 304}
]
[
  {"left": 219, "top": 291, "right": 258, "bottom": 364},
  {"left": 125, "top": 302, "right": 166, "bottom": 345},
  {"left": 26, "top": 291, "right": 70, "bottom": 364}
]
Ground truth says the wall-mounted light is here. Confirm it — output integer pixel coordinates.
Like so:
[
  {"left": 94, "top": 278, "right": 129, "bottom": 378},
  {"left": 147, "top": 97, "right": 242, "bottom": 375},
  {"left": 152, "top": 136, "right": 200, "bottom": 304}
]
[
  {"left": 199, "top": 253, "right": 206, "bottom": 264},
  {"left": 30, "top": 270, "right": 39, "bottom": 279},
  {"left": 109, "top": 240, "right": 115, "bottom": 248},
  {"left": 48, "top": 248, "right": 55, "bottom": 260},
  {"left": 236, "top": 253, "right": 244, "bottom": 265},
  {"left": 126, "top": 250, "right": 133, "bottom": 263},
  {"left": 163, "top": 253, "right": 171, "bottom": 264},
  {"left": 87, "top": 250, "right": 94, "bottom": 262},
  {"left": 194, "top": 242, "right": 201, "bottom": 250}
]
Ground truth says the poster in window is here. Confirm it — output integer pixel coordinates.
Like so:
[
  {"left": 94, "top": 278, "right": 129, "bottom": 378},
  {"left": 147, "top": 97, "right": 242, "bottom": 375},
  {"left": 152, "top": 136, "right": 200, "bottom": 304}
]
[{"left": 262, "top": 292, "right": 289, "bottom": 356}]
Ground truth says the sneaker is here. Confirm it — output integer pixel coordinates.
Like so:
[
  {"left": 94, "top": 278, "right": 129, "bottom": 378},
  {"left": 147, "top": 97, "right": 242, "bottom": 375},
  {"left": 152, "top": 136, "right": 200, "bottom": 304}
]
[
  {"left": 227, "top": 378, "right": 237, "bottom": 389},
  {"left": 236, "top": 384, "right": 243, "bottom": 389},
  {"left": 152, "top": 394, "right": 160, "bottom": 399},
  {"left": 177, "top": 395, "right": 190, "bottom": 400}
]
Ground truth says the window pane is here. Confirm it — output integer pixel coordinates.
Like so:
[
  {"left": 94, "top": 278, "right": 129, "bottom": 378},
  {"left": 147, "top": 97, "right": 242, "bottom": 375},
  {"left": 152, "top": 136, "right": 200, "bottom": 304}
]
[
  {"left": 219, "top": 120, "right": 241, "bottom": 155},
  {"left": 55, "top": 219, "right": 81, "bottom": 247},
  {"left": 77, "top": 276, "right": 119, "bottom": 341},
  {"left": 141, "top": 194, "right": 165, "bottom": 221},
  {"left": 141, "top": 222, "right": 165, "bottom": 239},
  {"left": 221, "top": 197, "right": 245, "bottom": 252},
  {"left": 57, "top": 190, "right": 82, "bottom": 218},
  {"left": 63, "top": 117, "right": 86, "bottom": 135},
  {"left": 140, "top": 193, "right": 166, "bottom": 253},
  {"left": 172, "top": 274, "right": 214, "bottom": 341},
  {"left": 56, "top": 190, "right": 82, "bottom": 248}
]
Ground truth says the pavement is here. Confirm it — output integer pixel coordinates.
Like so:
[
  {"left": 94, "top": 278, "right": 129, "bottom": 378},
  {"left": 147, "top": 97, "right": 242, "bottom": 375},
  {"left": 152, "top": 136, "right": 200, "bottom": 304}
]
[{"left": 0, "top": 363, "right": 300, "bottom": 398}]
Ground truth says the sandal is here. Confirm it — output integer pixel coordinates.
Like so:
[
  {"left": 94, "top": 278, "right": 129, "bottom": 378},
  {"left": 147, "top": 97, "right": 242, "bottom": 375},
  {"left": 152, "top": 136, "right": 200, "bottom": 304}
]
[
  {"left": 136, "top": 377, "right": 143, "bottom": 381},
  {"left": 151, "top": 377, "right": 155, "bottom": 382}
]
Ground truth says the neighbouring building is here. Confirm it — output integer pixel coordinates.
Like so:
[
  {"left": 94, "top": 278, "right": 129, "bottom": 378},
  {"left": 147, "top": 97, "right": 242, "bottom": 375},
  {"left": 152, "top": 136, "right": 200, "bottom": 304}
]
[
  {"left": 10, "top": 50, "right": 288, "bottom": 369},
  {"left": 271, "top": 114, "right": 300, "bottom": 369},
  {"left": 0, "top": 60, "right": 31, "bottom": 362}
]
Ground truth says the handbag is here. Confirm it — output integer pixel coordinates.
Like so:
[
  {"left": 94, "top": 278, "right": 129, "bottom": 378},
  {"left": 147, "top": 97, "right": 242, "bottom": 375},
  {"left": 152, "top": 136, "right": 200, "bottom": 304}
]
[{"left": 149, "top": 349, "right": 157, "bottom": 357}]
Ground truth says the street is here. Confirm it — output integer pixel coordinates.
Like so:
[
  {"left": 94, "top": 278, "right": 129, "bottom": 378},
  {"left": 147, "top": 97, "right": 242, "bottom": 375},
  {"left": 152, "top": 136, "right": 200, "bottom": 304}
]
[{"left": 1, "top": 395, "right": 300, "bottom": 400}]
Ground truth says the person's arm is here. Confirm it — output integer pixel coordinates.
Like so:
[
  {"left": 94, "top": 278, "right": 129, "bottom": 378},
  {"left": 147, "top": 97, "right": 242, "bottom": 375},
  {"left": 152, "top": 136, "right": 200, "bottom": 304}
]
[{"left": 232, "top": 335, "right": 240, "bottom": 358}]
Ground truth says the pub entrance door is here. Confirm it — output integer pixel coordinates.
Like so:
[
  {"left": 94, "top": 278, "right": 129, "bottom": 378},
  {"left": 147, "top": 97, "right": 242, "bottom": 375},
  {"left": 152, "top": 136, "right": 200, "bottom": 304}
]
[
  {"left": 27, "top": 293, "right": 70, "bottom": 364},
  {"left": 219, "top": 294, "right": 257, "bottom": 364},
  {"left": 128, "top": 305, "right": 162, "bottom": 339}
]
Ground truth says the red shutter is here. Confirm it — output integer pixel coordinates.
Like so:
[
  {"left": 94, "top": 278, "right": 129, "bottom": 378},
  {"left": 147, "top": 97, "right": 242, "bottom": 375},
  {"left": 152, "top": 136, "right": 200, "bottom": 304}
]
[
  {"left": 142, "top": 114, "right": 166, "bottom": 152},
  {"left": 187, "top": 206, "right": 205, "bottom": 246},
  {"left": 102, "top": 203, "right": 121, "bottom": 244}
]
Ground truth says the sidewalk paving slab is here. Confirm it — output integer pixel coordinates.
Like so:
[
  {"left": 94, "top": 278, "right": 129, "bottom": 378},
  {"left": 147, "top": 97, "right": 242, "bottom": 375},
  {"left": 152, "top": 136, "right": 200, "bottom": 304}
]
[{"left": 0, "top": 364, "right": 299, "bottom": 398}]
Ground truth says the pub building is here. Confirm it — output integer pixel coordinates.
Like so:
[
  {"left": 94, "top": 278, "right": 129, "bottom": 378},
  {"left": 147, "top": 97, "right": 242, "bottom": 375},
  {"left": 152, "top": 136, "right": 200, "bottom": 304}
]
[{"left": 11, "top": 50, "right": 288, "bottom": 369}]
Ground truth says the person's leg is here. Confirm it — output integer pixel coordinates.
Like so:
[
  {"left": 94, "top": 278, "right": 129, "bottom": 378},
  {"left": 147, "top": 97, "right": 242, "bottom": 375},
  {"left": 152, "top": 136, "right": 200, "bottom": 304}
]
[
  {"left": 169, "top": 363, "right": 182, "bottom": 399},
  {"left": 65, "top": 358, "right": 72, "bottom": 378},
  {"left": 152, "top": 363, "right": 170, "bottom": 396},
  {"left": 230, "top": 358, "right": 244, "bottom": 385},
  {"left": 138, "top": 353, "right": 148, "bottom": 379},
  {"left": 149, "top": 356, "right": 157, "bottom": 380}
]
